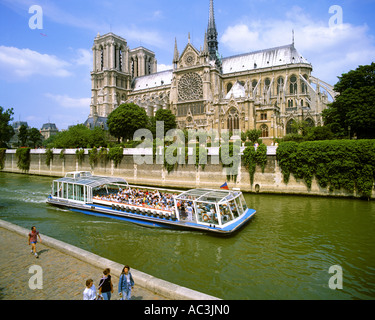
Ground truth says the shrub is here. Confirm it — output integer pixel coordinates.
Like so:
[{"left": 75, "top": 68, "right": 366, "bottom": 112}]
[
  {"left": 276, "top": 140, "right": 375, "bottom": 198},
  {"left": 16, "top": 147, "right": 31, "bottom": 172},
  {"left": 0, "top": 148, "right": 6, "bottom": 170},
  {"left": 45, "top": 148, "right": 53, "bottom": 166},
  {"left": 108, "top": 147, "right": 123, "bottom": 167}
]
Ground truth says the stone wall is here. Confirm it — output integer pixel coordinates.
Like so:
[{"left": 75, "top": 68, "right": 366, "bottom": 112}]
[{"left": 2, "top": 148, "right": 374, "bottom": 199}]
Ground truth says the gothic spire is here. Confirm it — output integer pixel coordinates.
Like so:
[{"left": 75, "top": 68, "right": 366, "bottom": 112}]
[
  {"left": 208, "top": 0, "right": 216, "bottom": 31},
  {"left": 206, "top": 0, "right": 220, "bottom": 69},
  {"left": 173, "top": 37, "right": 179, "bottom": 63}
]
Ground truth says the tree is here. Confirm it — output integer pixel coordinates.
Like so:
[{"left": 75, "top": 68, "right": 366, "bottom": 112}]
[
  {"left": 107, "top": 103, "right": 148, "bottom": 142},
  {"left": 323, "top": 63, "right": 375, "bottom": 139},
  {"left": 0, "top": 106, "right": 14, "bottom": 147},
  {"left": 18, "top": 124, "right": 29, "bottom": 147},
  {"left": 154, "top": 109, "right": 177, "bottom": 136},
  {"left": 246, "top": 129, "right": 261, "bottom": 144},
  {"left": 305, "top": 126, "right": 334, "bottom": 141},
  {"left": 51, "top": 124, "right": 106, "bottom": 148},
  {"left": 28, "top": 128, "right": 43, "bottom": 148}
]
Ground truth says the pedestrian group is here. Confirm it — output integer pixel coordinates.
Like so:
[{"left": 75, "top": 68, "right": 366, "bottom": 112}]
[{"left": 83, "top": 266, "right": 135, "bottom": 300}]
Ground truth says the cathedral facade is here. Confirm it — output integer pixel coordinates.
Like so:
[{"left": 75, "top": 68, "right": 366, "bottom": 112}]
[{"left": 86, "top": 0, "right": 335, "bottom": 145}]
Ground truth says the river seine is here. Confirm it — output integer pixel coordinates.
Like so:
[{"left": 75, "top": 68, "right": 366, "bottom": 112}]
[{"left": 0, "top": 172, "right": 374, "bottom": 299}]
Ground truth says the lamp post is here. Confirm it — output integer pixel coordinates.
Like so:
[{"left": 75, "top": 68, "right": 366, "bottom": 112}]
[{"left": 348, "top": 126, "right": 351, "bottom": 140}]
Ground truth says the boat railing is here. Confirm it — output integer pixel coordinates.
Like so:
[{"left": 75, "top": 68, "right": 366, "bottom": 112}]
[{"left": 93, "top": 198, "right": 176, "bottom": 219}]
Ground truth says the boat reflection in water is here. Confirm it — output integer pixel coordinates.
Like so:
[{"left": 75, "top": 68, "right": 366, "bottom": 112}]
[{"left": 47, "top": 171, "right": 256, "bottom": 235}]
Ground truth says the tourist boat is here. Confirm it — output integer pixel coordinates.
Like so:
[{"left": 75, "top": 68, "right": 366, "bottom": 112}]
[{"left": 46, "top": 171, "right": 256, "bottom": 235}]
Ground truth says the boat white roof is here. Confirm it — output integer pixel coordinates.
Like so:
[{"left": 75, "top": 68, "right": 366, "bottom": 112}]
[
  {"left": 222, "top": 43, "right": 311, "bottom": 74},
  {"left": 175, "top": 188, "right": 241, "bottom": 203},
  {"left": 55, "top": 174, "right": 128, "bottom": 189}
]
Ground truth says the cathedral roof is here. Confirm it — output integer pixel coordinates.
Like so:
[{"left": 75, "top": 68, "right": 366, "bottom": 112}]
[
  {"left": 132, "top": 69, "right": 173, "bottom": 91},
  {"left": 222, "top": 43, "right": 311, "bottom": 74}
]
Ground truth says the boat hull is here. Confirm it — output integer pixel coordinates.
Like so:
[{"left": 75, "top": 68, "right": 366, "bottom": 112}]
[{"left": 46, "top": 197, "right": 256, "bottom": 236}]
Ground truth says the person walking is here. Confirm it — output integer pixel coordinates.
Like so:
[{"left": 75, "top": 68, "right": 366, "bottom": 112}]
[
  {"left": 118, "top": 265, "right": 134, "bottom": 300},
  {"left": 28, "top": 226, "right": 42, "bottom": 258},
  {"left": 83, "top": 279, "right": 97, "bottom": 300},
  {"left": 98, "top": 268, "right": 113, "bottom": 300}
]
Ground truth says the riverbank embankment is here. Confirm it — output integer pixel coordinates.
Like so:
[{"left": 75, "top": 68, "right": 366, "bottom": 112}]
[
  {"left": 2, "top": 147, "right": 374, "bottom": 199},
  {"left": 0, "top": 219, "right": 219, "bottom": 300}
]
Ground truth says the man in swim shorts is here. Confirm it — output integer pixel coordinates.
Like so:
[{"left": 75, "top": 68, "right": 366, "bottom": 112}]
[{"left": 28, "top": 226, "right": 42, "bottom": 258}]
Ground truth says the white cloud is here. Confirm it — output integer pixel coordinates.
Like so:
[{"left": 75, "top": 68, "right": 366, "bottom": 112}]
[
  {"left": 115, "top": 25, "right": 167, "bottom": 49},
  {"left": 73, "top": 49, "right": 92, "bottom": 68},
  {"left": 0, "top": 46, "right": 71, "bottom": 80},
  {"left": 157, "top": 63, "right": 173, "bottom": 72},
  {"left": 45, "top": 93, "right": 90, "bottom": 109},
  {"left": 220, "top": 6, "right": 375, "bottom": 84}
]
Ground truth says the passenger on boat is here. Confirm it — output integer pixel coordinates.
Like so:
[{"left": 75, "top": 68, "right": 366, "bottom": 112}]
[{"left": 93, "top": 187, "right": 176, "bottom": 213}]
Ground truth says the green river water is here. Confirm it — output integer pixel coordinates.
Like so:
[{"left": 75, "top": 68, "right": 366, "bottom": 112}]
[{"left": 0, "top": 172, "right": 374, "bottom": 300}]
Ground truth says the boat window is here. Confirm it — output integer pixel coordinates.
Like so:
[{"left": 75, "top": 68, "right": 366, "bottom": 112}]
[
  {"left": 240, "top": 194, "right": 248, "bottom": 212},
  {"left": 235, "top": 196, "right": 244, "bottom": 215},
  {"left": 68, "top": 184, "right": 74, "bottom": 200},
  {"left": 64, "top": 183, "right": 69, "bottom": 199},
  {"left": 177, "top": 200, "right": 196, "bottom": 222},
  {"left": 196, "top": 202, "right": 220, "bottom": 225},
  {"left": 75, "top": 185, "right": 84, "bottom": 202},
  {"left": 219, "top": 203, "right": 234, "bottom": 224},
  {"left": 228, "top": 200, "right": 239, "bottom": 218}
]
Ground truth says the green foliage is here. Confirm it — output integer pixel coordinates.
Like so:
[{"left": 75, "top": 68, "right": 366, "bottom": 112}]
[
  {"left": 255, "top": 143, "right": 267, "bottom": 173},
  {"left": 0, "top": 107, "right": 14, "bottom": 148},
  {"left": 108, "top": 147, "right": 123, "bottom": 167},
  {"left": 98, "top": 147, "right": 109, "bottom": 165},
  {"left": 276, "top": 140, "right": 375, "bottom": 198},
  {"left": 75, "top": 149, "right": 85, "bottom": 165},
  {"left": 150, "top": 109, "right": 177, "bottom": 138},
  {"left": 219, "top": 142, "right": 241, "bottom": 182},
  {"left": 0, "top": 148, "right": 6, "bottom": 170},
  {"left": 323, "top": 63, "right": 375, "bottom": 139},
  {"left": 243, "top": 146, "right": 256, "bottom": 184},
  {"left": 28, "top": 128, "right": 43, "bottom": 148},
  {"left": 59, "top": 149, "right": 65, "bottom": 160},
  {"left": 107, "top": 103, "right": 149, "bottom": 142},
  {"left": 242, "top": 143, "right": 268, "bottom": 184},
  {"left": 18, "top": 124, "right": 28, "bottom": 147},
  {"left": 275, "top": 141, "right": 298, "bottom": 184},
  {"left": 246, "top": 129, "right": 262, "bottom": 143},
  {"left": 88, "top": 147, "right": 98, "bottom": 168},
  {"left": 16, "top": 147, "right": 31, "bottom": 172},
  {"left": 45, "top": 148, "right": 53, "bottom": 166},
  {"left": 164, "top": 146, "right": 178, "bottom": 173},
  {"left": 195, "top": 146, "right": 207, "bottom": 170},
  {"left": 51, "top": 125, "right": 106, "bottom": 149}
]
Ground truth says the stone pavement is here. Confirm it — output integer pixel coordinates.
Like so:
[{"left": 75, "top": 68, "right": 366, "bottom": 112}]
[{"left": 0, "top": 227, "right": 167, "bottom": 300}]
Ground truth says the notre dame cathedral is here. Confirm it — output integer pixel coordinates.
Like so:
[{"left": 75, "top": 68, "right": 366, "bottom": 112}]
[{"left": 85, "top": 0, "right": 335, "bottom": 145}]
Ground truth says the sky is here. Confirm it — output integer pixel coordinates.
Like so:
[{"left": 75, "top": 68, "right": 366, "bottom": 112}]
[{"left": 0, "top": 0, "right": 374, "bottom": 130}]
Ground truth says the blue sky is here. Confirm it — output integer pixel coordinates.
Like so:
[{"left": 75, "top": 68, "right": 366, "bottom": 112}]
[{"left": 0, "top": 0, "right": 374, "bottom": 130}]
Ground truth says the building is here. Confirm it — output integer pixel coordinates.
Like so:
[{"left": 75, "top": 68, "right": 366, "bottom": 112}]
[
  {"left": 9, "top": 121, "right": 30, "bottom": 148},
  {"left": 40, "top": 122, "right": 59, "bottom": 140},
  {"left": 85, "top": 0, "right": 335, "bottom": 145}
]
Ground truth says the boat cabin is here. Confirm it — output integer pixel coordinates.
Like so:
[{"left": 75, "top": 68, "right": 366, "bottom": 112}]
[
  {"left": 52, "top": 171, "right": 128, "bottom": 204},
  {"left": 174, "top": 188, "right": 248, "bottom": 227}
]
